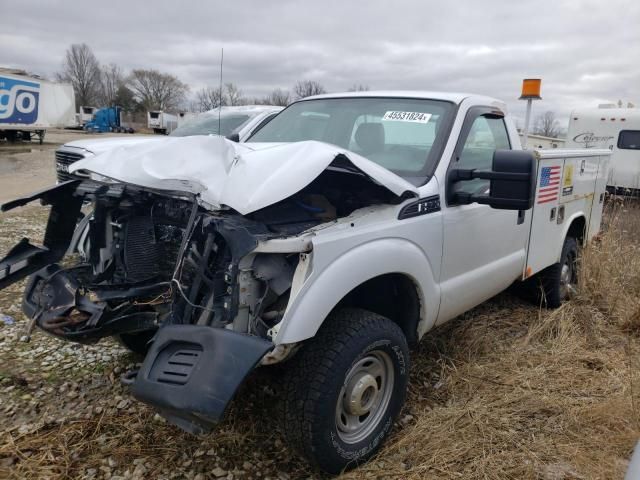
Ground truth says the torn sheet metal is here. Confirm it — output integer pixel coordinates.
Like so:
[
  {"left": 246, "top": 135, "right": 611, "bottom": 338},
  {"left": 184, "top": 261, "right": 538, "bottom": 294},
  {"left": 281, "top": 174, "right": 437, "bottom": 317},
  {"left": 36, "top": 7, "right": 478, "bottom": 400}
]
[{"left": 69, "top": 136, "right": 418, "bottom": 215}]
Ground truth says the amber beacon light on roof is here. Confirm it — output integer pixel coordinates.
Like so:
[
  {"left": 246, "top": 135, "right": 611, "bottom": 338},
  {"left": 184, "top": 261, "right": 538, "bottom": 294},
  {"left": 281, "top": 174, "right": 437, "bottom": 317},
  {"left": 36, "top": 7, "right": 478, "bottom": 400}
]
[{"left": 520, "top": 78, "right": 543, "bottom": 149}]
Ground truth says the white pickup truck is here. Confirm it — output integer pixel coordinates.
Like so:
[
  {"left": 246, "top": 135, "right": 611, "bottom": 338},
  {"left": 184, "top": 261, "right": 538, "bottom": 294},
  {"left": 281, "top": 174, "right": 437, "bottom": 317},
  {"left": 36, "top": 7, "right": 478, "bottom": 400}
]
[{"left": 0, "top": 91, "right": 609, "bottom": 474}]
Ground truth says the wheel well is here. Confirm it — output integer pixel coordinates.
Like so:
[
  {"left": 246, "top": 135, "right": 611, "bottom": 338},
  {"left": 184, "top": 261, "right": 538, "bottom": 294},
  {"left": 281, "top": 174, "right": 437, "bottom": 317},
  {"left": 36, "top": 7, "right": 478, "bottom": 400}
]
[
  {"left": 336, "top": 273, "right": 421, "bottom": 344},
  {"left": 567, "top": 216, "right": 586, "bottom": 245}
]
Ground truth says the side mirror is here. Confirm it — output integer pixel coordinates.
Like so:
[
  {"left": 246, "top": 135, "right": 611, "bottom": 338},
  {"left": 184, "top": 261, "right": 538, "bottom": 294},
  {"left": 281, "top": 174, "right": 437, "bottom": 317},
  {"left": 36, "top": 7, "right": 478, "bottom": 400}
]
[
  {"left": 448, "top": 149, "right": 536, "bottom": 210},
  {"left": 226, "top": 132, "right": 240, "bottom": 143}
]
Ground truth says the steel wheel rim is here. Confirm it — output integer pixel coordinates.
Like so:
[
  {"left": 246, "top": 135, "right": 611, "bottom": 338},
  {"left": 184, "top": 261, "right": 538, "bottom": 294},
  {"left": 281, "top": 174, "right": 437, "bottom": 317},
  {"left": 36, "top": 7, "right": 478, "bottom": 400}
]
[{"left": 335, "top": 350, "right": 395, "bottom": 444}]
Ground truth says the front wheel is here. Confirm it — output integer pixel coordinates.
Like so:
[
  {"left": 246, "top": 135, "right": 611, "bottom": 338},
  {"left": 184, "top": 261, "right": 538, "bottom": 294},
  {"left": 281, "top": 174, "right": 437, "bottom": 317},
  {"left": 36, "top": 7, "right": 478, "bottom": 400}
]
[{"left": 282, "top": 308, "right": 409, "bottom": 474}]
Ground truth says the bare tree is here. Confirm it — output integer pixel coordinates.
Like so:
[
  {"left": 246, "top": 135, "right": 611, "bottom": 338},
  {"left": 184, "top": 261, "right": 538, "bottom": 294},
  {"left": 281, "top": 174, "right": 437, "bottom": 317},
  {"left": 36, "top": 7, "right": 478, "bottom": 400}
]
[
  {"left": 248, "top": 89, "right": 291, "bottom": 106},
  {"left": 127, "top": 69, "right": 188, "bottom": 111},
  {"left": 293, "top": 80, "right": 326, "bottom": 99},
  {"left": 114, "top": 84, "right": 138, "bottom": 114},
  {"left": 195, "top": 86, "right": 225, "bottom": 111},
  {"left": 267, "top": 88, "right": 291, "bottom": 106},
  {"left": 347, "top": 84, "right": 370, "bottom": 92},
  {"left": 58, "top": 43, "right": 101, "bottom": 106},
  {"left": 97, "top": 63, "right": 124, "bottom": 106},
  {"left": 225, "top": 83, "right": 245, "bottom": 106},
  {"left": 194, "top": 83, "right": 246, "bottom": 110},
  {"left": 533, "top": 111, "right": 560, "bottom": 138}
]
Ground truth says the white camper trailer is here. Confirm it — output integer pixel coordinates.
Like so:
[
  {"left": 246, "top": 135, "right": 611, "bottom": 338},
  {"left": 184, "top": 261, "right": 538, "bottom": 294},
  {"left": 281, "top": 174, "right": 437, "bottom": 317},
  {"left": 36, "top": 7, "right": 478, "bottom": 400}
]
[
  {"left": 148, "top": 110, "right": 178, "bottom": 135},
  {"left": 566, "top": 106, "right": 640, "bottom": 192}
]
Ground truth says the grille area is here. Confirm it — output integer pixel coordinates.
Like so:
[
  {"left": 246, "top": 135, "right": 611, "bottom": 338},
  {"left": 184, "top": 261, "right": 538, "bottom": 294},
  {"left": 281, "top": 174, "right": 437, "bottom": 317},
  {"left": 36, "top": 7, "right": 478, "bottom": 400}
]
[
  {"left": 123, "top": 216, "right": 161, "bottom": 282},
  {"left": 55, "top": 150, "right": 85, "bottom": 182}
]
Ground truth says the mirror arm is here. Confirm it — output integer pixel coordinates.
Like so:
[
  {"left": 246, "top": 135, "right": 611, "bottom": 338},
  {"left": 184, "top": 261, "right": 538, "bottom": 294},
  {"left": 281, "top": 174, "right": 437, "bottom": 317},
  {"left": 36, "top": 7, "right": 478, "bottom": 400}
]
[
  {"left": 454, "top": 192, "right": 531, "bottom": 209},
  {"left": 450, "top": 168, "right": 532, "bottom": 182}
]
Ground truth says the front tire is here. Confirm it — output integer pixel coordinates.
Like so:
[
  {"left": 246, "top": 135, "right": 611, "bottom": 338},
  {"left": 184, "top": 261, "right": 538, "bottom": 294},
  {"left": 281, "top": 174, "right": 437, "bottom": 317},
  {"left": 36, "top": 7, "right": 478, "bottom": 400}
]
[{"left": 282, "top": 308, "right": 409, "bottom": 474}]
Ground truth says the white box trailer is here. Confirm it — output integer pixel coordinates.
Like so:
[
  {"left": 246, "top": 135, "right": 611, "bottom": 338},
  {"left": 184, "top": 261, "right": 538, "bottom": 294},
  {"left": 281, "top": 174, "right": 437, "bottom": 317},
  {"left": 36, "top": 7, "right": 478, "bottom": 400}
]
[
  {"left": 0, "top": 68, "right": 76, "bottom": 144},
  {"left": 77, "top": 106, "right": 97, "bottom": 126},
  {"left": 565, "top": 107, "right": 640, "bottom": 192},
  {"left": 148, "top": 110, "right": 178, "bottom": 135}
]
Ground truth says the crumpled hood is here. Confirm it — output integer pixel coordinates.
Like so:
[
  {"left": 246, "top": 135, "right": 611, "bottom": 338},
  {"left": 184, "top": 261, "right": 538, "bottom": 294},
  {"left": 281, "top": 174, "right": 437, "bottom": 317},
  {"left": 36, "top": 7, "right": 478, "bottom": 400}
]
[
  {"left": 63, "top": 135, "right": 166, "bottom": 155},
  {"left": 70, "top": 136, "right": 418, "bottom": 214}
]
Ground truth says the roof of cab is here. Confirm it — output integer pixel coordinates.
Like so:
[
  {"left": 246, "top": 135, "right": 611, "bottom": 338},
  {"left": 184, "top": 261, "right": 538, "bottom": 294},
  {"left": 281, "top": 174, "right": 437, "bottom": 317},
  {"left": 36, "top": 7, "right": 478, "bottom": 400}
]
[{"left": 303, "top": 90, "right": 503, "bottom": 107}]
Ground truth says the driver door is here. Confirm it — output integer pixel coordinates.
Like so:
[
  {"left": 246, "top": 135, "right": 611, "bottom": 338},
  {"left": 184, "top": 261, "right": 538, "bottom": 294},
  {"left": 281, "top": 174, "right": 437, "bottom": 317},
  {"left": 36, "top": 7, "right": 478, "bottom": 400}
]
[{"left": 437, "top": 107, "right": 529, "bottom": 323}]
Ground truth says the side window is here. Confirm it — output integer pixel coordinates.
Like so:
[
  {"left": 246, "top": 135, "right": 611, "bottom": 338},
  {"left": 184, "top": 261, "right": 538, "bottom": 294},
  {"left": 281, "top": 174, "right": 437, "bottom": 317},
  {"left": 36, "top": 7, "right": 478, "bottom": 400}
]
[
  {"left": 618, "top": 130, "right": 640, "bottom": 150},
  {"left": 453, "top": 115, "right": 511, "bottom": 195},
  {"left": 249, "top": 113, "right": 278, "bottom": 137}
]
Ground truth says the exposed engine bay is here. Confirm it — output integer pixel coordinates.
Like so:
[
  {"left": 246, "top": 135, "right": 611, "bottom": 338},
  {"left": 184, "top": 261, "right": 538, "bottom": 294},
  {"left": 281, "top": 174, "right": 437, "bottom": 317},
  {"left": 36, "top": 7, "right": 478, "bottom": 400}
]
[{"left": 5, "top": 165, "right": 403, "bottom": 348}]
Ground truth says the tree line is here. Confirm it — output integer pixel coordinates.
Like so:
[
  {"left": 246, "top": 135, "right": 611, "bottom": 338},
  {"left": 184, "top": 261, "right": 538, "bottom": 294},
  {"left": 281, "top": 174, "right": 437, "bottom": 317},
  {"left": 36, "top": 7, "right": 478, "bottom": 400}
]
[{"left": 57, "top": 43, "right": 370, "bottom": 115}]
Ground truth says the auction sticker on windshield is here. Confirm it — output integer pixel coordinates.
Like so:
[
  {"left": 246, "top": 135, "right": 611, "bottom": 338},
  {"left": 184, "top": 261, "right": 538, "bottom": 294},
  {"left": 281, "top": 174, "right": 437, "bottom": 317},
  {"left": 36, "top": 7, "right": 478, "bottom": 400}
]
[{"left": 382, "top": 111, "right": 432, "bottom": 123}]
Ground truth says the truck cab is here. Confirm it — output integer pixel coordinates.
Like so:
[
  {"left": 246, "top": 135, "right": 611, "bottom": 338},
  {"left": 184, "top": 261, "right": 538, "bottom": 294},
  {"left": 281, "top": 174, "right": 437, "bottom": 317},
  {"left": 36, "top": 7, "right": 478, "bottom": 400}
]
[{"left": 0, "top": 91, "right": 609, "bottom": 474}]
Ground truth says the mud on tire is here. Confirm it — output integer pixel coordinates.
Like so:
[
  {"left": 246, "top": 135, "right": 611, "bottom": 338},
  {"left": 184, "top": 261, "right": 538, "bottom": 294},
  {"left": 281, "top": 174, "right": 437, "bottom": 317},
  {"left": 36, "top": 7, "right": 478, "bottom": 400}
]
[{"left": 282, "top": 308, "right": 409, "bottom": 474}]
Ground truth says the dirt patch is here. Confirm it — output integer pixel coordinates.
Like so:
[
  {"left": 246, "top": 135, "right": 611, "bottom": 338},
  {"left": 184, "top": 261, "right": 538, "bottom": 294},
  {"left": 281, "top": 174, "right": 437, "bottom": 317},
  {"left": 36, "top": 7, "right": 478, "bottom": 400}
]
[
  {"left": 0, "top": 199, "right": 638, "bottom": 479},
  {"left": 0, "top": 129, "right": 154, "bottom": 204}
]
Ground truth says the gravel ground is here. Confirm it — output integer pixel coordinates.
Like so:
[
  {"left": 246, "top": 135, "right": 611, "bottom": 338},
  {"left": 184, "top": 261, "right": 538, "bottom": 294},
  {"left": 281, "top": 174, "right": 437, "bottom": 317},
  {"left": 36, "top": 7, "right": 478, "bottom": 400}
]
[{"left": 0, "top": 207, "right": 307, "bottom": 480}]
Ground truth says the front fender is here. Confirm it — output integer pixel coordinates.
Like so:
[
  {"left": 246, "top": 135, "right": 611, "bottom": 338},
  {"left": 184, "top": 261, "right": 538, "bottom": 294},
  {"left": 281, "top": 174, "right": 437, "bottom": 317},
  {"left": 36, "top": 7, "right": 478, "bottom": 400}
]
[{"left": 274, "top": 238, "right": 440, "bottom": 345}]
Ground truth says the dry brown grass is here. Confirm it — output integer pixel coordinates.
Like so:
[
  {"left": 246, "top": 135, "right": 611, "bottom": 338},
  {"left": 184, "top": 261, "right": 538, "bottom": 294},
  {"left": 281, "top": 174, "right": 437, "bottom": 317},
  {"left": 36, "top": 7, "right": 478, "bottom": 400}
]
[
  {"left": 1, "top": 200, "right": 639, "bottom": 479},
  {"left": 346, "top": 199, "right": 640, "bottom": 480}
]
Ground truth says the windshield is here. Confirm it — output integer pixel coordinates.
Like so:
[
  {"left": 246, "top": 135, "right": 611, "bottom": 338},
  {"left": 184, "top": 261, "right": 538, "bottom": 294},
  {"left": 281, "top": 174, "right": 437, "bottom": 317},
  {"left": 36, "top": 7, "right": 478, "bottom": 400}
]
[
  {"left": 248, "top": 97, "right": 454, "bottom": 177},
  {"left": 170, "top": 113, "right": 251, "bottom": 137}
]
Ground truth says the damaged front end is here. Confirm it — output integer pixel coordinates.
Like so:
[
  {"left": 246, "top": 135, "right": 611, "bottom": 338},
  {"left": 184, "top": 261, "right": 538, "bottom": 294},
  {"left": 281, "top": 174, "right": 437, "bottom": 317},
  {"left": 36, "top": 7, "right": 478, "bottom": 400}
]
[{"left": 0, "top": 140, "right": 414, "bottom": 431}]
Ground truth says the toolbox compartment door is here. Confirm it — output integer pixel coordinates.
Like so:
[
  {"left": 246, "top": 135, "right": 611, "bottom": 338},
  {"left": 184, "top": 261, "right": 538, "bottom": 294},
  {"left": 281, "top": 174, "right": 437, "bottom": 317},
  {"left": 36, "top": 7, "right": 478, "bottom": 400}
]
[{"left": 524, "top": 150, "right": 609, "bottom": 277}]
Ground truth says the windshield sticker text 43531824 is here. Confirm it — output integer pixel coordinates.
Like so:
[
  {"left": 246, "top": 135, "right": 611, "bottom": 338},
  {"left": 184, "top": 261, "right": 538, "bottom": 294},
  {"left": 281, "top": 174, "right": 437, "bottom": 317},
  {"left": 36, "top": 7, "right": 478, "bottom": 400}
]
[{"left": 382, "top": 111, "right": 432, "bottom": 123}]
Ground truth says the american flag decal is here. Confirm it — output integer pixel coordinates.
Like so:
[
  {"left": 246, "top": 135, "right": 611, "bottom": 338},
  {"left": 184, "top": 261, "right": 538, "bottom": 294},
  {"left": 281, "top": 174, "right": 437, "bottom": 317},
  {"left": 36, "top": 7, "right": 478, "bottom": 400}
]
[{"left": 537, "top": 165, "right": 561, "bottom": 204}]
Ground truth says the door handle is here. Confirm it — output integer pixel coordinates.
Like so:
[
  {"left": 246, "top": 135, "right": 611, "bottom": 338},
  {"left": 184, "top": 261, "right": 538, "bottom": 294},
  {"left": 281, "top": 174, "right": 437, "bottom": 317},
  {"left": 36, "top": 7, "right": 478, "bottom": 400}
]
[{"left": 517, "top": 209, "right": 525, "bottom": 225}]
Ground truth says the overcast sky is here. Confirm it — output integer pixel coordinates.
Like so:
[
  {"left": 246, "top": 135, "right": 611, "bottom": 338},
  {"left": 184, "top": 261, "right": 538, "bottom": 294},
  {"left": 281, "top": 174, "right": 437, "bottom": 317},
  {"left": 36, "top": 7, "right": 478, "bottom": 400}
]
[{"left": 2, "top": 0, "right": 638, "bottom": 128}]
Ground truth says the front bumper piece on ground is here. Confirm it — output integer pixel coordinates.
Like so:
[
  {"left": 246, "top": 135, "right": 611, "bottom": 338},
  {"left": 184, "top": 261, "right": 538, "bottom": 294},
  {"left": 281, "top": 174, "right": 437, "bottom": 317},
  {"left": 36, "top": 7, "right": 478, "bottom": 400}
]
[{"left": 130, "top": 324, "right": 273, "bottom": 434}]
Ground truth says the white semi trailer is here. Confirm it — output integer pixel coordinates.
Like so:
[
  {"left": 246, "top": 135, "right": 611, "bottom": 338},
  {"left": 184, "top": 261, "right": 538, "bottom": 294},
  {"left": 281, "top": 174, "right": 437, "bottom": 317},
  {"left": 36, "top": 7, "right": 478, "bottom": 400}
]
[
  {"left": 77, "top": 106, "right": 97, "bottom": 127},
  {"left": 147, "top": 110, "right": 178, "bottom": 135},
  {"left": 0, "top": 68, "right": 76, "bottom": 144}
]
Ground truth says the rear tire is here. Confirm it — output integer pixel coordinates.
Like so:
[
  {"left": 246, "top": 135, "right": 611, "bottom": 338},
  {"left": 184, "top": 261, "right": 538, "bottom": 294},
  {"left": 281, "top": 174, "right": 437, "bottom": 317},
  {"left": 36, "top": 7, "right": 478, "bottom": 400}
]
[
  {"left": 282, "top": 308, "right": 409, "bottom": 474},
  {"left": 537, "top": 236, "right": 578, "bottom": 308}
]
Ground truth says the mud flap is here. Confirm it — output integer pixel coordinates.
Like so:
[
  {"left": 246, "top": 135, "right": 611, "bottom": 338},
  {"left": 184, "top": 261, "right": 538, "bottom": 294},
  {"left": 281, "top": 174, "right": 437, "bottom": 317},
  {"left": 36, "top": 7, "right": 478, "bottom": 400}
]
[
  {"left": 130, "top": 325, "right": 273, "bottom": 434},
  {"left": 0, "top": 181, "right": 82, "bottom": 289}
]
